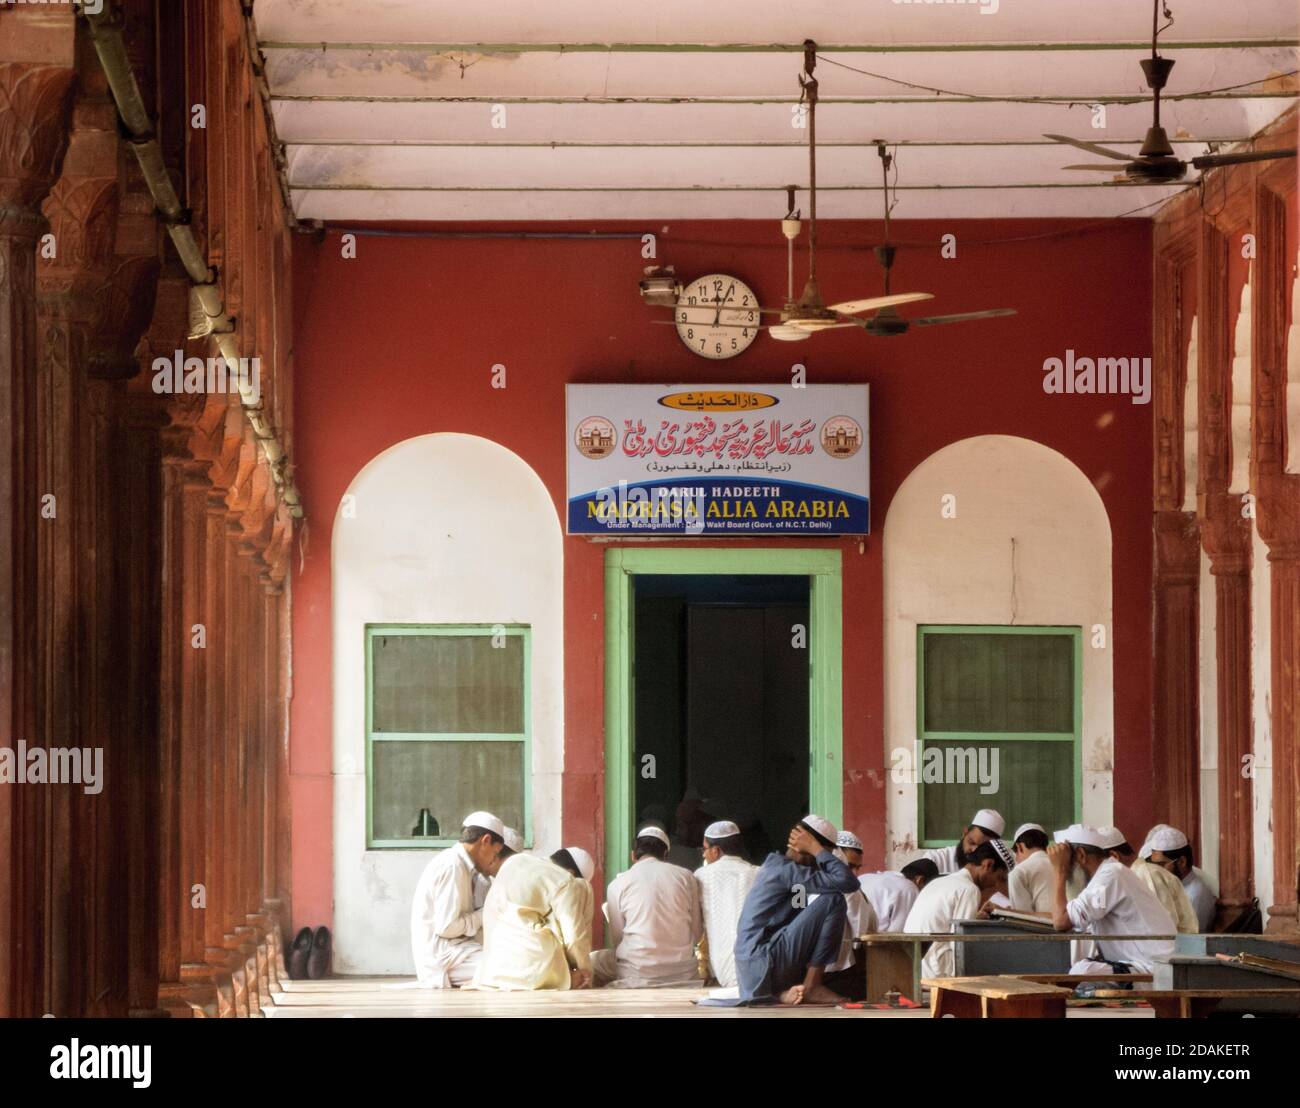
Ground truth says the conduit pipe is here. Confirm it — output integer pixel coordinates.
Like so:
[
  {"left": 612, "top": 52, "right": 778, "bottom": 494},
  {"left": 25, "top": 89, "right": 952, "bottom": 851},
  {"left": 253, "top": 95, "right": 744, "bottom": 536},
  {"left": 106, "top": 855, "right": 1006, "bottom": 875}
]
[{"left": 82, "top": 3, "right": 303, "bottom": 518}]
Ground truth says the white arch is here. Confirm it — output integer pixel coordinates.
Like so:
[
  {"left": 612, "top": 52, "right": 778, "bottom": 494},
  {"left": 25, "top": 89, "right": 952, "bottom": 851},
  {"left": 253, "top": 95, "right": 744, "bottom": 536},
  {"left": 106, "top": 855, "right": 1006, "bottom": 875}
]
[
  {"left": 330, "top": 433, "right": 564, "bottom": 974},
  {"left": 882, "top": 435, "right": 1114, "bottom": 868}
]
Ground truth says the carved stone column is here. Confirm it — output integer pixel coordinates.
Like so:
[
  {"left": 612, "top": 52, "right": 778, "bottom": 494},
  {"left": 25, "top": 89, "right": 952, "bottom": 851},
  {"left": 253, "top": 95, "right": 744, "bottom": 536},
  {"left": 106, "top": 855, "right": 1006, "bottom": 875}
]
[
  {"left": 1152, "top": 510, "right": 1202, "bottom": 840},
  {"left": 0, "top": 54, "right": 76, "bottom": 1019},
  {"left": 1198, "top": 220, "right": 1255, "bottom": 925},
  {"left": 1251, "top": 176, "right": 1300, "bottom": 933},
  {"left": 1151, "top": 219, "right": 1203, "bottom": 848}
]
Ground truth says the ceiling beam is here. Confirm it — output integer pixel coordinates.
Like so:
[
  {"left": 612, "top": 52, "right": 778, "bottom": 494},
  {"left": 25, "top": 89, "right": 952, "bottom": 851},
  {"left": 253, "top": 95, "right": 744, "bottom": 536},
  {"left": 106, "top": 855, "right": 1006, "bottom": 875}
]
[
  {"left": 270, "top": 91, "right": 1295, "bottom": 105},
  {"left": 258, "top": 40, "right": 1300, "bottom": 53}
]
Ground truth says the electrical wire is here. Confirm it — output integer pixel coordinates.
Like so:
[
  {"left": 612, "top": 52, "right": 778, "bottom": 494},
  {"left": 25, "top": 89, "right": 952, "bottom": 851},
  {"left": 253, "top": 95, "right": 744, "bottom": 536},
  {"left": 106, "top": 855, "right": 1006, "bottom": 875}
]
[{"left": 815, "top": 53, "right": 1297, "bottom": 108}]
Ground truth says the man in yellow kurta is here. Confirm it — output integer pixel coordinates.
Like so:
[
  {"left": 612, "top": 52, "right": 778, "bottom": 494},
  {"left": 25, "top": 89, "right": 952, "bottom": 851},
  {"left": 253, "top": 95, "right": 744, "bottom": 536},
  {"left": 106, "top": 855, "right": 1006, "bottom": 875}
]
[{"left": 472, "top": 847, "right": 596, "bottom": 991}]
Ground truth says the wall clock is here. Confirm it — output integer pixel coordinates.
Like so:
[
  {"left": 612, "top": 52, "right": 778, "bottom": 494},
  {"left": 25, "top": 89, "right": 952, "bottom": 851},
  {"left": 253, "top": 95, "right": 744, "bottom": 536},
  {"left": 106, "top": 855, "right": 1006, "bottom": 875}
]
[{"left": 675, "top": 273, "right": 760, "bottom": 359}]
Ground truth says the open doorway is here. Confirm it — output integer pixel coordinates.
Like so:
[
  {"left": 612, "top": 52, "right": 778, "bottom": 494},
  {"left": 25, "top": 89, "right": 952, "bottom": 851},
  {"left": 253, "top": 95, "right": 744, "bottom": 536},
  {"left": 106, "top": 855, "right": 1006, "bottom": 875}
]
[{"left": 633, "top": 574, "right": 810, "bottom": 870}]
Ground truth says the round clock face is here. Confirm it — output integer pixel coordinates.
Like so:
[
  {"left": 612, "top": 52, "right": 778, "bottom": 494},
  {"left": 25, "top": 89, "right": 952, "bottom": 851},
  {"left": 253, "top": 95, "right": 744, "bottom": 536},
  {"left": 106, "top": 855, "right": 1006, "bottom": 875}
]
[{"left": 675, "top": 273, "right": 761, "bottom": 359}]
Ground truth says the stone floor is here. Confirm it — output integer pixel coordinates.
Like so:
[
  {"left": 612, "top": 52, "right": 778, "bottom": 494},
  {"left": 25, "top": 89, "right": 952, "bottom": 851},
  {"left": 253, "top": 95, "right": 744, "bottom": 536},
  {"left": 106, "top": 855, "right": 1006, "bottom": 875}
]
[{"left": 263, "top": 977, "right": 1154, "bottom": 1018}]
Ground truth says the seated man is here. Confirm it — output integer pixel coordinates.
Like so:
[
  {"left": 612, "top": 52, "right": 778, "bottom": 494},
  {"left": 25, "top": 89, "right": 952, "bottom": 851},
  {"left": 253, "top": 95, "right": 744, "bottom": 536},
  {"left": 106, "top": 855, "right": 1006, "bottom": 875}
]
[
  {"left": 473, "top": 825, "right": 523, "bottom": 912},
  {"left": 472, "top": 845, "right": 596, "bottom": 991},
  {"left": 859, "top": 859, "right": 937, "bottom": 932},
  {"left": 903, "top": 840, "right": 1011, "bottom": 980},
  {"left": 409, "top": 810, "right": 505, "bottom": 988},
  {"left": 914, "top": 808, "right": 1005, "bottom": 874},
  {"left": 1145, "top": 826, "right": 1216, "bottom": 932},
  {"left": 1104, "top": 827, "right": 1198, "bottom": 934},
  {"left": 732, "top": 815, "right": 861, "bottom": 1006},
  {"left": 592, "top": 826, "right": 703, "bottom": 987},
  {"left": 1047, "top": 824, "right": 1175, "bottom": 975},
  {"left": 694, "top": 820, "right": 758, "bottom": 989},
  {"left": 1008, "top": 823, "right": 1054, "bottom": 913}
]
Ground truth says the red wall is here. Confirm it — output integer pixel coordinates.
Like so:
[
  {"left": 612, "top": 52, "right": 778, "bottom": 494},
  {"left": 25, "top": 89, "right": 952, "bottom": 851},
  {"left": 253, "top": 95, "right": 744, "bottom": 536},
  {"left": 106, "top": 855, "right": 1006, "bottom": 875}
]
[{"left": 288, "top": 218, "right": 1154, "bottom": 930}]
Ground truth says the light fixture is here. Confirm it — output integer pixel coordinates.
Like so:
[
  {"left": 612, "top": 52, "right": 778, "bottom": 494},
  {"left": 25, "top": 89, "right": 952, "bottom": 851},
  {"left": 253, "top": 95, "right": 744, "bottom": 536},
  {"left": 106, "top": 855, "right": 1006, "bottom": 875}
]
[{"left": 638, "top": 265, "right": 681, "bottom": 307}]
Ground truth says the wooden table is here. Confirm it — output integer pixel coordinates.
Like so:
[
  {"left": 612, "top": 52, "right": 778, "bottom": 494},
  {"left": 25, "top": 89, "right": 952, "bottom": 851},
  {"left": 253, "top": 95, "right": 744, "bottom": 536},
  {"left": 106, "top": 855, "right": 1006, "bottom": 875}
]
[
  {"left": 922, "top": 975, "right": 1074, "bottom": 1019},
  {"left": 859, "top": 931, "right": 1176, "bottom": 1003}
]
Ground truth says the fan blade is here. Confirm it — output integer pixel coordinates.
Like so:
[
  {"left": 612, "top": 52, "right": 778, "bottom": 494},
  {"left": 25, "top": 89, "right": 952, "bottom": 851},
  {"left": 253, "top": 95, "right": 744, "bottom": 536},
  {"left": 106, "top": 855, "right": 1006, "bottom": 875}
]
[
  {"left": 1062, "top": 164, "right": 1130, "bottom": 172},
  {"left": 912, "top": 309, "right": 1018, "bottom": 327},
  {"left": 826, "top": 292, "right": 934, "bottom": 314},
  {"left": 1043, "top": 134, "right": 1133, "bottom": 161},
  {"left": 1191, "top": 148, "right": 1296, "bottom": 169},
  {"left": 650, "top": 320, "right": 775, "bottom": 331}
]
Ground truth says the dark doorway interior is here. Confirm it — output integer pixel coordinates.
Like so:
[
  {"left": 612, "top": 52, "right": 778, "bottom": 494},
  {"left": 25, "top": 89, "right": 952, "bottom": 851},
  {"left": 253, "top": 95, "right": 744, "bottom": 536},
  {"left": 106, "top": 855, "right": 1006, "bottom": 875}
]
[{"left": 633, "top": 574, "right": 810, "bottom": 871}]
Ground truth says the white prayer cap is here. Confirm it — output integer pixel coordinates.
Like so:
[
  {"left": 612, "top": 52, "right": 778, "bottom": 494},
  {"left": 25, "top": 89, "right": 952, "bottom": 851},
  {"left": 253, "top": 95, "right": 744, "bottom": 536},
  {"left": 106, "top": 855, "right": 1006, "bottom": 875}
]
[
  {"left": 1012, "top": 822, "right": 1045, "bottom": 844},
  {"left": 989, "top": 838, "right": 1015, "bottom": 870},
  {"left": 800, "top": 814, "right": 838, "bottom": 848},
  {"left": 836, "top": 830, "right": 863, "bottom": 852},
  {"left": 971, "top": 809, "right": 1005, "bottom": 836},
  {"left": 636, "top": 825, "right": 671, "bottom": 848},
  {"left": 503, "top": 826, "right": 525, "bottom": 854},
  {"left": 1138, "top": 824, "right": 1173, "bottom": 859},
  {"left": 704, "top": 820, "right": 740, "bottom": 841},
  {"left": 1147, "top": 827, "right": 1189, "bottom": 854},
  {"left": 1053, "top": 823, "right": 1106, "bottom": 848},
  {"left": 462, "top": 811, "right": 505, "bottom": 837},
  {"left": 1095, "top": 825, "right": 1127, "bottom": 851},
  {"left": 564, "top": 846, "right": 596, "bottom": 882}
]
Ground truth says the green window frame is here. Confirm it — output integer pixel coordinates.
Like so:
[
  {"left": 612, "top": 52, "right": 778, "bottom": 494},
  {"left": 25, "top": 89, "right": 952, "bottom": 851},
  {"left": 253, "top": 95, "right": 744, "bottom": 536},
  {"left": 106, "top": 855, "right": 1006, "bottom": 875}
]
[
  {"left": 916, "top": 624, "right": 1082, "bottom": 849},
  {"left": 365, "top": 624, "right": 531, "bottom": 849}
]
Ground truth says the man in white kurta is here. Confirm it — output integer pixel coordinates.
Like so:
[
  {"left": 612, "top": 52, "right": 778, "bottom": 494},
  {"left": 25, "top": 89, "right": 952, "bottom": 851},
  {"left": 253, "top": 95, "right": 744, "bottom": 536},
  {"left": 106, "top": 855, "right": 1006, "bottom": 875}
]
[
  {"left": 904, "top": 841, "right": 1009, "bottom": 980},
  {"left": 913, "top": 807, "right": 1005, "bottom": 875},
  {"left": 1104, "top": 828, "right": 1197, "bottom": 933},
  {"left": 409, "top": 811, "right": 505, "bottom": 988},
  {"left": 1048, "top": 825, "right": 1175, "bottom": 974},
  {"left": 859, "top": 860, "right": 936, "bottom": 932},
  {"left": 694, "top": 821, "right": 758, "bottom": 988},
  {"left": 1008, "top": 822, "right": 1054, "bottom": 913},
  {"left": 472, "top": 848, "right": 595, "bottom": 991},
  {"left": 593, "top": 826, "right": 703, "bottom": 987}
]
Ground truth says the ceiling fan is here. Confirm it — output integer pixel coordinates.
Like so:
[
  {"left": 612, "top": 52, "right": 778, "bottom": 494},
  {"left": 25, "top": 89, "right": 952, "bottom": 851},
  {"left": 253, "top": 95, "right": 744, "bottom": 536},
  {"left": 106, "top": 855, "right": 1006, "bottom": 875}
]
[
  {"left": 854, "top": 142, "right": 1016, "bottom": 337},
  {"left": 651, "top": 42, "right": 934, "bottom": 342},
  {"left": 1045, "top": 0, "right": 1296, "bottom": 184}
]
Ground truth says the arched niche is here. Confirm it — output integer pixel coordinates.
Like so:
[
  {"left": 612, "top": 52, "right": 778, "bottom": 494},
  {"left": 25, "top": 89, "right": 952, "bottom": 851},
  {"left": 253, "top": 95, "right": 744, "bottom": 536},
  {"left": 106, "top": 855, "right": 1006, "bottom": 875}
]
[{"left": 330, "top": 433, "right": 563, "bottom": 974}]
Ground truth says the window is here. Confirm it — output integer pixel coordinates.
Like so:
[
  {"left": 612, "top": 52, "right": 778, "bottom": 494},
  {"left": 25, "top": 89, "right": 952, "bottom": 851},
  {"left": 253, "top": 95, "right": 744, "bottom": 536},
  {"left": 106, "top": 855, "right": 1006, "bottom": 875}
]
[
  {"left": 916, "top": 626, "right": 1080, "bottom": 847},
  {"left": 366, "top": 625, "right": 530, "bottom": 848}
]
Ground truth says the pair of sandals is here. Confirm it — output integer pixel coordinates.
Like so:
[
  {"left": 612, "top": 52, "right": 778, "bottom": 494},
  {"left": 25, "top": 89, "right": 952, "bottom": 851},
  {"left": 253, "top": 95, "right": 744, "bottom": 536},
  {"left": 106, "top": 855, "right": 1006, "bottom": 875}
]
[{"left": 288, "top": 926, "right": 332, "bottom": 980}]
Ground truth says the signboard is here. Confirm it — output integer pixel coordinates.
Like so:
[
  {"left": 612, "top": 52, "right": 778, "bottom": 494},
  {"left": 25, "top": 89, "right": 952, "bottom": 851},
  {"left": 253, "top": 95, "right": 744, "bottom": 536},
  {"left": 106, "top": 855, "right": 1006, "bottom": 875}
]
[{"left": 566, "top": 384, "right": 869, "bottom": 536}]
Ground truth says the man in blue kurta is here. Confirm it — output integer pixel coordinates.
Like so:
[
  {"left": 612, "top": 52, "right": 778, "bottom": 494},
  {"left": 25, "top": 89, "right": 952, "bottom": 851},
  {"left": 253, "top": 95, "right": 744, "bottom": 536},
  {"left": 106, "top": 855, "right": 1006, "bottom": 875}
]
[{"left": 733, "top": 815, "right": 860, "bottom": 1005}]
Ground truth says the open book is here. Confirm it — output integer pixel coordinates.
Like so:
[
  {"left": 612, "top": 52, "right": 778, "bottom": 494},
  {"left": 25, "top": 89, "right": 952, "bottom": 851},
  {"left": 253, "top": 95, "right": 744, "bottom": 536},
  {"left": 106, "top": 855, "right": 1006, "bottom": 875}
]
[{"left": 988, "top": 908, "right": 1056, "bottom": 930}]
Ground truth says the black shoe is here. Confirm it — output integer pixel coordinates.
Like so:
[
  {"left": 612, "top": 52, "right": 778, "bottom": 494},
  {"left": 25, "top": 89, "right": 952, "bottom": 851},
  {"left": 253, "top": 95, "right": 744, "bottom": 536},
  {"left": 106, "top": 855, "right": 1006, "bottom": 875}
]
[
  {"left": 288, "top": 927, "right": 313, "bottom": 980},
  {"left": 307, "top": 926, "right": 331, "bottom": 980}
]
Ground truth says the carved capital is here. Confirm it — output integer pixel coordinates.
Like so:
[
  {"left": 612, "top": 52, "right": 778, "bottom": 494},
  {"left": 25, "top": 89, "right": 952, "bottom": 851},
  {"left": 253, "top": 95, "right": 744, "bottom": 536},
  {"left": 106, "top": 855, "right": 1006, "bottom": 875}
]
[
  {"left": 1153, "top": 510, "right": 1200, "bottom": 585},
  {"left": 0, "top": 63, "right": 76, "bottom": 221}
]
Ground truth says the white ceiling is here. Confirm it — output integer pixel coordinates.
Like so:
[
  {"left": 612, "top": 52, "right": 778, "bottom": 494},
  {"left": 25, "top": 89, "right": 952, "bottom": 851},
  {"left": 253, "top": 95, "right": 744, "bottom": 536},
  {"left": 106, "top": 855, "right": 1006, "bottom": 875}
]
[{"left": 257, "top": 0, "right": 1299, "bottom": 221}]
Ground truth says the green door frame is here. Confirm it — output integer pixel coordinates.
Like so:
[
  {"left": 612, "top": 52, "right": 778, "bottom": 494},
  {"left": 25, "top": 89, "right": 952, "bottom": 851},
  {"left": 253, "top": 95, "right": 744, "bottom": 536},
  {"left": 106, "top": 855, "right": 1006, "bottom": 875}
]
[{"left": 603, "top": 547, "right": 843, "bottom": 876}]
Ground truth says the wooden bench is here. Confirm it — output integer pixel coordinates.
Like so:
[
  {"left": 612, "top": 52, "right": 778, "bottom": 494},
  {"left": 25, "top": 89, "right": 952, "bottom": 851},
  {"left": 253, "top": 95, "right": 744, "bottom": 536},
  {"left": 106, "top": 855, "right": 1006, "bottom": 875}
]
[
  {"left": 1087, "top": 986, "right": 1300, "bottom": 1018},
  {"left": 922, "top": 975, "right": 1073, "bottom": 1019}
]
